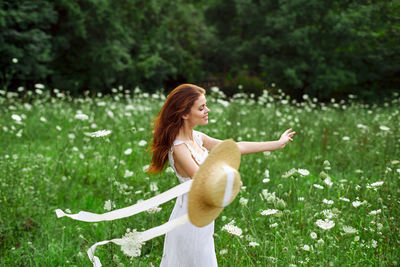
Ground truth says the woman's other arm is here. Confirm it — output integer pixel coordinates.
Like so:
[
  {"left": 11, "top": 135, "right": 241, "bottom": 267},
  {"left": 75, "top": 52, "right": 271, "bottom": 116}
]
[{"left": 202, "top": 129, "right": 295, "bottom": 155}]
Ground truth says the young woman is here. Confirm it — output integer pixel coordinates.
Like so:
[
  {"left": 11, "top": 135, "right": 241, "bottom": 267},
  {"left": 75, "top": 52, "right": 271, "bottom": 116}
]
[{"left": 148, "top": 84, "right": 295, "bottom": 266}]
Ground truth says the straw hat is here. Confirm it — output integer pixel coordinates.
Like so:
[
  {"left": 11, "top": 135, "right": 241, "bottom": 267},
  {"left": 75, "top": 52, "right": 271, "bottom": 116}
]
[{"left": 188, "top": 140, "right": 242, "bottom": 227}]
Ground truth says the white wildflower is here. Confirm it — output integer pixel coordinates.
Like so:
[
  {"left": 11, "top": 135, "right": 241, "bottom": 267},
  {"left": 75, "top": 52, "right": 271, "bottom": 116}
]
[
  {"left": 313, "top": 184, "right": 324, "bottom": 189},
  {"left": 88, "top": 129, "right": 111, "bottom": 138},
  {"left": 68, "top": 133, "right": 75, "bottom": 139},
  {"left": 370, "top": 181, "right": 384, "bottom": 187},
  {"left": 138, "top": 140, "right": 147, "bottom": 146},
  {"left": 35, "top": 83, "right": 44, "bottom": 89},
  {"left": 75, "top": 113, "right": 89, "bottom": 120},
  {"left": 270, "top": 222, "right": 278, "bottom": 228},
  {"left": 352, "top": 201, "right": 363, "bottom": 208},
  {"left": 104, "top": 200, "right": 114, "bottom": 211},
  {"left": 142, "top": 164, "right": 149, "bottom": 172},
  {"left": 324, "top": 177, "right": 333, "bottom": 187},
  {"left": 379, "top": 126, "right": 390, "bottom": 131},
  {"left": 369, "top": 209, "right": 381, "bottom": 215},
  {"left": 239, "top": 197, "right": 248, "bottom": 206},
  {"left": 323, "top": 199, "right": 334, "bottom": 205},
  {"left": 310, "top": 232, "right": 317, "bottom": 239},
  {"left": 315, "top": 219, "right": 335, "bottom": 230},
  {"left": 124, "top": 148, "right": 132, "bottom": 155},
  {"left": 302, "top": 244, "right": 310, "bottom": 251},
  {"left": 282, "top": 168, "right": 297, "bottom": 178},
  {"left": 249, "top": 242, "right": 260, "bottom": 247},
  {"left": 342, "top": 136, "right": 350, "bottom": 141},
  {"left": 56, "top": 125, "right": 62, "bottom": 131},
  {"left": 342, "top": 225, "right": 358, "bottom": 234},
  {"left": 11, "top": 114, "right": 22, "bottom": 121},
  {"left": 264, "top": 169, "right": 270, "bottom": 178},
  {"left": 40, "top": 116, "right": 47, "bottom": 122},
  {"left": 261, "top": 209, "right": 278, "bottom": 216},
  {"left": 219, "top": 249, "right": 228, "bottom": 255},
  {"left": 147, "top": 206, "right": 162, "bottom": 214},
  {"left": 262, "top": 178, "right": 270, "bottom": 183},
  {"left": 222, "top": 220, "right": 243, "bottom": 237},
  {"left": 298, "top": 169, "right": 310, "bottom": 176},
  {"left": 322, "top": 209, "right": 334, "bottom": 219},
  {"left": 124, "top": 170, "right": 133, "bottom": 178},
  {"left": 119, "top": 229, "right": 144, "bottom": 257},
  {"left": 339, "top": 197, "right": 350, "bottom": 202},
  {"left": 150, "top": 182, "right": 158, "bottom": 192}
]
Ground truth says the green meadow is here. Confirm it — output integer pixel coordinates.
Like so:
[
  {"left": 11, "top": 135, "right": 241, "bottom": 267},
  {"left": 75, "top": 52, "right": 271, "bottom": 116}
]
[{"left": 1, "top": 87, "right": 399, "bottom": 266}]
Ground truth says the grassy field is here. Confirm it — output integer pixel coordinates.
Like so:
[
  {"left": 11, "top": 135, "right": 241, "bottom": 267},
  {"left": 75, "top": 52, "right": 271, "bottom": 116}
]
[{"left": 1, "top": 86, "right": 399, "bottom": 266}]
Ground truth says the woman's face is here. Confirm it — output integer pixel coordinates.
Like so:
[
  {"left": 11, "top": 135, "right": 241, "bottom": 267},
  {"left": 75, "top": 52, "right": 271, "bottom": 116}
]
[{"left": 184, "top": 94, "right": 210, "bottom": 126}]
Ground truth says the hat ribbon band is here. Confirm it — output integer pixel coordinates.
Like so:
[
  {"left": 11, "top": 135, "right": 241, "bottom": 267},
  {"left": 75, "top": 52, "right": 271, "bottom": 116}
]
[
  {"left": 55, "top": 180, "right": 193, "bottom": 222},
  {"left": 222, "top": 165, "right": 235, "bottom": 207}
]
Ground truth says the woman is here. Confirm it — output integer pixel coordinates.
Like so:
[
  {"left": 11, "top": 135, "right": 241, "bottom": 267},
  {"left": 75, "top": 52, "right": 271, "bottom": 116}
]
[{"left": 148, "top": 84, "right": 295, "bottom": 266}]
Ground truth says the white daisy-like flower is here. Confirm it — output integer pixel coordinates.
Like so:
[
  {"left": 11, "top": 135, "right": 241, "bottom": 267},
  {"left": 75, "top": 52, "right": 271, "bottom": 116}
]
[
  {"left": 104, "top": 200, "right": 114, "bottom": 211},
  {"left": 357, "top": 124, "right": 368, "bottom": 129},
  {"left": 147, "top": 206, "right": 162, "bottom": 214},
  {"left": 342, "top": 225, "right": 358, "bottom": 234},
  {"left": 138, "top": 140, "right": 147, "bottom": 146},
  {"left": 369, "top": 209, "right": 381, "bottom": 215},
  {"left": 282, "top": 168, "right": 297, "bottom": 178},
  {"left": 270, "top": 222, "right": 278, "bottom": 228},
  {"left": 56, "top": 125, "right": 62, "bottom": 131},
  {"left": 249, "top": 242, "right": 260, "bottom": 247},
  {"left": 370, "top": 181, "right": 384, "bottom": 187},
  {"left": 124, "top": 148, "right": 132, "bottom": 155},
  {"left": 88, "top": 129, "right": 111, "bottom": 138},
  {"left": 35, "top": 83, "right": 45, "bottom": 89},
  {"left": 68, "top": 133, "right": 75, "bottom": 139},
  {"left": 150, "top": 182, "right": 158, "bottom": 192},
  {"left": 219, "top": 249, "right": 228, "bottom": 255},
  {"left": 302, "top": 244, "right": 310, "bottom": 251},
  {"left": 11, "top": 114, "right": 22, "bottom": 121},
  {"left": 323, "top": 199, "right": 334, "bottom": 205},
  {"left": 75, "top": 113, "right": 89, "bottom": 120},
  {"left": 298, "top": 169, "right": 310, "bottom": 176},
  {"left": 342, "top": 136, "right": 350, "bottom": 141},
  {"left": 339, "top": 197, "right": 350, "bottom": 202},
  {"left": 119, "top": 229, "right": 144, "bottom": 257},
  {"left": 261, "top": 209, "right": 278, "bottom": 216},
  {"left": 40, "top": 116, "right": 47, "bottom": 122},
  {"left": 379, "top": 125, "right": 390, "bottom": 131},
  {"left": 310, "top": 232, "right": 317, "bottom": 239},
  {"left": 265, "top": 169, "right": 270, "bottom": 178},
  {"left": 313, "top": 184, "right": 324, "bottom": 189},
  {"left": 124, "top": 170, "right": 133, "bottom": 178},
  {"left": 222, "top": 220, "right": 243, "bottom": 237},
  {"left": 352, "top": 201, "right": 363, "bottom": 208},
  {"left": 315, "top": 219, "right": 335, "bottom": 230},
  {"left": 262, "top": 178, "right": 270, "bottom": 183},
  {"left": 324, "top": 177, "right": 333, "bottom": 187},
  {"left": 322, "top": 209, "right": 334, "bottom": 219},
  {"left": 239, "top": 197, "right": 248, "bottom": 206},
  {"left": 142, "top": 164, "right": 149, "bottom": 172}
]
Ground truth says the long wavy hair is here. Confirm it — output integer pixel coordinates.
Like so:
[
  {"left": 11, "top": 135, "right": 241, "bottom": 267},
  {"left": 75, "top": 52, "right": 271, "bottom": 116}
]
[{"left": 147, "top": 84, "right": 206, "bottom": 174}]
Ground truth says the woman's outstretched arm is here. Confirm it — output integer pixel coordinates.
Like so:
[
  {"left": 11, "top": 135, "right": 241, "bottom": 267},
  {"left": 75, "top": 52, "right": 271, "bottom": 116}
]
[{"left": 201, "top": 128, "right": 295, "bottom": 155}]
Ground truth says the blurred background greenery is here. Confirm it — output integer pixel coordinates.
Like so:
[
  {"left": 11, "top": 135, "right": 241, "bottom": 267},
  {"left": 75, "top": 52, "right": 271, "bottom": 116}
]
[{"left": 1, "top": 0, "right": 399, "bottom": 101}]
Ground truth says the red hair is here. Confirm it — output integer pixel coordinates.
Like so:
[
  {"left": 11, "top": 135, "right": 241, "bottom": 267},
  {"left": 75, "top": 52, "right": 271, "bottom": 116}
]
[{"left": 147, "top": 84, "right": 206, "bottom": 174}]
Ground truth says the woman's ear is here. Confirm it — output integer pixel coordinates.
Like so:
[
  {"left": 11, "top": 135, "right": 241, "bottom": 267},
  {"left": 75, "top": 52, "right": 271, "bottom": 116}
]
[{"left": 182, "top": 114, "right": 188, "bottom": 120}]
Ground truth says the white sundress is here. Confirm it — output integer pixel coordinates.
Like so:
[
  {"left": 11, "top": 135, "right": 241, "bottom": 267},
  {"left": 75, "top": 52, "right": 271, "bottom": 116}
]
[{"left": 160, "top": 130, "right": 218, "bottom": 267}]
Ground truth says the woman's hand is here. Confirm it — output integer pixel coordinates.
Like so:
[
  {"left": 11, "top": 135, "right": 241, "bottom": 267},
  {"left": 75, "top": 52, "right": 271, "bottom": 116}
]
[{"left": 279, "top": 128, "right": 296, "bottom": 147}]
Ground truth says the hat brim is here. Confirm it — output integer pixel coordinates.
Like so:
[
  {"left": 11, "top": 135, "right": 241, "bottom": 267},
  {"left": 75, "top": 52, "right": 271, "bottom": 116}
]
[{"left": 188, "top": 140, "right": 241, "bottom": 227}]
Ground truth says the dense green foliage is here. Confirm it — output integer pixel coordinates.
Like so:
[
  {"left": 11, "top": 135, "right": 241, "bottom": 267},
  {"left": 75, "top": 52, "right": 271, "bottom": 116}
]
[
  {"left": 1, "top": 0, "right": 399, "bottom": 100},
  {"left": 1, "top": 88, "right": 399, "bottom": 265}
]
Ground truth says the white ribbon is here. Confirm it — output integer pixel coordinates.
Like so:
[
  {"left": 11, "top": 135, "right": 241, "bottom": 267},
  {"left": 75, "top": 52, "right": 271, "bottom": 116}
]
[
  {"left": 55, "top": 181, "right": 193, "bottom": 266},
  {"left": 55, "top": 180, "right": 192, "bottom": 222},
  {"left": 222, "top": 165, "right": 235, "bottom": 207},
  {"left": 87, "top": 214, "right": 189, "bottom": 267}
]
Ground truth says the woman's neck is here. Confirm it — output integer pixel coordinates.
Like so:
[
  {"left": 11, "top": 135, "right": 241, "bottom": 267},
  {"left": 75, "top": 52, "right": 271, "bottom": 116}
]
[{"left": 177, "top": 122, "right": 194, "bottom": 142}]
